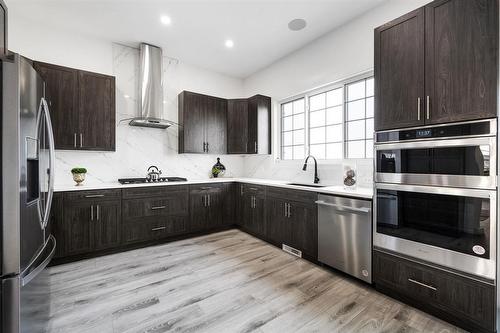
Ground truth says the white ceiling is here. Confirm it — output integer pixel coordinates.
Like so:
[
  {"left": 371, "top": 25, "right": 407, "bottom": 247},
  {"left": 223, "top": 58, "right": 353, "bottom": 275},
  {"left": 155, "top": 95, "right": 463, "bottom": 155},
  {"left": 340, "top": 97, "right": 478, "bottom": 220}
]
[{"left": 9, "top": 0, "right": 386, "bottom": 78}]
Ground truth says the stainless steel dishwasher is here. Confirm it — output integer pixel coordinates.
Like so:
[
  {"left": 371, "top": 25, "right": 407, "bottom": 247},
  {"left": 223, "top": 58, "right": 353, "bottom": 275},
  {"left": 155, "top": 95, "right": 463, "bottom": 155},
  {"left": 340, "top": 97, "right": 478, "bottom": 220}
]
[{"left": 316, "top": 194, "right": 372, "bottom": 283}]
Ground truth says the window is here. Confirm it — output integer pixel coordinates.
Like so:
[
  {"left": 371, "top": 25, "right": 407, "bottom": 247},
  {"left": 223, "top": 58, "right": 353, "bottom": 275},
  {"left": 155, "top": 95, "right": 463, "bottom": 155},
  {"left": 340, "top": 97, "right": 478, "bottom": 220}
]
[
  {"left": 279, "top": 73, "right": 374, "bottom": 160},
  {"left": 281, "top": 98, "right": 306, "bottom": 160},
  {"left": 345, "top": 78, "right": 374, "bottom": 159}
]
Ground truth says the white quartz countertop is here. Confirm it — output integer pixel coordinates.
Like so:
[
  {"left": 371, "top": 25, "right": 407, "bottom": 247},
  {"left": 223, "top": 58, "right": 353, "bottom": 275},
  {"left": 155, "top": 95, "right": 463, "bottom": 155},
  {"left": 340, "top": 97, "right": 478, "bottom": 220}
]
[{"left": 55, "top": 178, "right": 373, "bottom": 199}]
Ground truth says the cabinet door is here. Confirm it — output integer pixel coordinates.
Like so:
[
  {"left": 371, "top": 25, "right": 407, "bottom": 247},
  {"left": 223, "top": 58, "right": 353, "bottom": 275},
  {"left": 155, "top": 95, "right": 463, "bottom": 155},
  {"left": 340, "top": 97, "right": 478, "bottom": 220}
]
[
  {"left": 425, "top": 0, "right": 498, "bottom": 124},
  {"left": 34, "top": 62, "right": 79, "bottom": 149},
  {"left": 248, "top": 95, "right": 271, "bottom": 154},
  {"left": 206, "top": 188, "right": 224, "bottom": 228},
  {"left": 94, "top": 200, "right": 121, "bottom": 251},
  {"left": 78, "top": 71, "right": 115, "bottom": 151},
  {"left": 227, "top": 99, "right": 249, "bottom": 154},
  {"left": 253, "top": 195, "right": 266, "bottom": 236},
  {"left": 179, "top": 92, "right": 205, "bottom": 153},
  {"left": 242, "top": 194, "right": 255, "bottom": 231},
  {"left": 374, "top": 8, "right": 425, "bottom": 131},
  {"left": 289, "top": 201, "right": 317, "bottom": 258},
  {"left": 223, "top": 183, "right": 237, "bottom": 225},
  {"left": 265, "top": 197, "right": 290, "bottom": 246},
  {"left": 205, "top": 97, "right": 227, "bottom": 154},
  {"left": 189, "top": 190, "right": 208, "bottom": 232},
  {"left": 62, "top": 202, "right": 94, "bottom": 255}
]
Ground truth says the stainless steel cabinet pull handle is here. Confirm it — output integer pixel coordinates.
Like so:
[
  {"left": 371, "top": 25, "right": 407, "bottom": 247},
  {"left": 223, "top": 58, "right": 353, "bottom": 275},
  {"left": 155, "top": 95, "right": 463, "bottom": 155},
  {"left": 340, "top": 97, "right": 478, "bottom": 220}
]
[
  {"left": 200, "top": 187, "right": 212, "bottom": 190},
  {"left": 287, "top": 203, "right": 291, "bottom": 218},
  {"left": 80, "top": 133, "right": 83, "bottom": 148},
  {"left": 254, "top": 141, "right": 257, "bottom": 153},
  {"left": 151, "top": 226, "right": 166, "bottom": 231},
  {"left": 151, "top": 205, "right": 166, "bottom": 210},
  {"left": 74, "top": 133, "right": 77, "bottom": 148},
  {"left": 408, "top": 278, "right": 437, "bottom": 291},
  {"left": 417, "top": 97, "right": 421, "bottom": 121},
  {"left": 248, "top": 187, "right": 258, "bottom": 191},
  {"left": 85, "top": 194, "right": 105, "bottom": 198},
  {"left": 207, "top": 194, "right": 211, "bottom": 207},
  {"left": 91, "top": 205, "right": 94, "bottom": 221},
  {"left": 315, "top": 201, "right": 371, "bottom": 213},
  {"left": 426, "top": 96, "right": 430, "bottom": 120},
  {"left": 240, "top": 185, "right": 244, "bottom": 196},
  {"left": 96, "top": 205, "right": 100, "bottom": 221}
]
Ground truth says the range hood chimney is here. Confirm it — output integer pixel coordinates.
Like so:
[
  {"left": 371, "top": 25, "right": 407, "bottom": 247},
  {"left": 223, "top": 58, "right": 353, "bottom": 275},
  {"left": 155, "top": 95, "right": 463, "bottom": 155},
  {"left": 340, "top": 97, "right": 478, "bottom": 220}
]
[{"left": 129, "top": 43, "right": 173, "bottom": 129}]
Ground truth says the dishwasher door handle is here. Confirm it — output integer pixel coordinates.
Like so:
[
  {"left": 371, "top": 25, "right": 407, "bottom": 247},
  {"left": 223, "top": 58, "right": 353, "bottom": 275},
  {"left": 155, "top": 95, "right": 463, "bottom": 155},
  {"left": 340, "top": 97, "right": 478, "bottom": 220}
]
[{"left": 315, "top": 200, "right": 371, "bottom": 214}]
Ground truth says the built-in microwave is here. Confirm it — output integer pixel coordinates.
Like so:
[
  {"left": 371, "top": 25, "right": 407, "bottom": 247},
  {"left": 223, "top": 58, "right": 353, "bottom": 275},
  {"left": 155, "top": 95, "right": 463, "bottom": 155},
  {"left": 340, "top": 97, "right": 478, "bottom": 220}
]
[
  {"left": 373, "top": 183, "right": 496, "bottom": 281},
  {"left": 375, "top": 119, "right": 496, "bottom": 189}
]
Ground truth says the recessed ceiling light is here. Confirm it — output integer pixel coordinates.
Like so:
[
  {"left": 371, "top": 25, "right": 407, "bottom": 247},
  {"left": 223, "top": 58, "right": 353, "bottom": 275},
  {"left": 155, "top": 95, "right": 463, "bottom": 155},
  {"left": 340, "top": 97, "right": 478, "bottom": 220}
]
[
  {"left": 288, "top": 18, "right": 307, "bottom": 31},
  {"left": 225, "top": 39, "right": 234, "bottom": 48},
  {"left": 160, "top": 15, "right": 172, "bottom": 25}
]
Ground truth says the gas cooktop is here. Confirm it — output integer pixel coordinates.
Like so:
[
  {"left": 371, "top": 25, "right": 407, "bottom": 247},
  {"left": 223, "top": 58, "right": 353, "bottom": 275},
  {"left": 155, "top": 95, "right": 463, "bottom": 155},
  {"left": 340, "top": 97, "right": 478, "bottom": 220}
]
[{"left": 118, "top": 177, "right": 188, "bottom": 185}]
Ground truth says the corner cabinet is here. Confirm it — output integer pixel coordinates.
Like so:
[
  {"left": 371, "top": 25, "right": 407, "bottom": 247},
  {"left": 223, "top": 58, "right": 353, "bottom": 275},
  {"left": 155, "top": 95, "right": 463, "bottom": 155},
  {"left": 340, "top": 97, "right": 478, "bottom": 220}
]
[
  {"left": 179, "top": 91, "right": 271, "bottom": 155},
  {"left": 178, "top": 91, "right": 227, "bottom": 154},
  {"left": 374, "top": 0, "right": 498, "bottom": 131},
  {"left": 33, "top": 61, "right": 116, "bottom": 151}
]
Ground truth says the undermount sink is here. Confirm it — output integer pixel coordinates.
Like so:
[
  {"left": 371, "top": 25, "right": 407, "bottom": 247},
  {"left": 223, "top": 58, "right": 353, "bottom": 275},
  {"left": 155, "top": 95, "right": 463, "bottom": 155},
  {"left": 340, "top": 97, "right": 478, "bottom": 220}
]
[{"left": 287, "top": 182, "right": 327, "bottom": 188}]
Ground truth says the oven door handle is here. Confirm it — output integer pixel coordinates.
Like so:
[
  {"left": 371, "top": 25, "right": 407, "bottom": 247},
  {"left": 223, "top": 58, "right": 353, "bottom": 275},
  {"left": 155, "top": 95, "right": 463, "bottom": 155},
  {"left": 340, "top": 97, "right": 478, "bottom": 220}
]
[
  {"left": 375, "top": 183, "right": 495, "bottom": 199},
  {"left": 375, "top": 136, "right": 494, "bottom": 150}
]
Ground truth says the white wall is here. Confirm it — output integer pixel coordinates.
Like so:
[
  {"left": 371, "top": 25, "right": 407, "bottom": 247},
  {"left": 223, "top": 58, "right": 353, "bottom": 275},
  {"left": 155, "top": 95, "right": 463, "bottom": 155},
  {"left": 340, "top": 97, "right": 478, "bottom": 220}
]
[
  {"left": 10, "top": 16, "right": 246, "bottom": 187},
  {"left": 240, "top": 0, "right": 432, "bottom": 187}
]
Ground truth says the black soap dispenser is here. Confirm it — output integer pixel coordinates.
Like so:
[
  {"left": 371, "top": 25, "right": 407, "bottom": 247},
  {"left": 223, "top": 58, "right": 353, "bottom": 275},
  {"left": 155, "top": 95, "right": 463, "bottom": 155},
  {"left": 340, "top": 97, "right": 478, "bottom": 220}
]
[{"left": 211, "top": 157, "right": 226, "bottom": 178}]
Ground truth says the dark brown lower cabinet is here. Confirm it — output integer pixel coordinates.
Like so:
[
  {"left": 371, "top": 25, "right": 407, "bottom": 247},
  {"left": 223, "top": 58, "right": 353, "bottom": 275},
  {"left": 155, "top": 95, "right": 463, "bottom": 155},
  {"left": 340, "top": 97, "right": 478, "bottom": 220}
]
[
  {"left": 374, "top": 250, "right": 495, "bottom": 333},
  {"left": 189, "top": 184, "right": 224, "bottom": 232},
  {"left": 93, "top": 200, "right": 121, "bottom": 251},
  {"left": 241, "top": 192, "right": 266, "bottom": 237}
]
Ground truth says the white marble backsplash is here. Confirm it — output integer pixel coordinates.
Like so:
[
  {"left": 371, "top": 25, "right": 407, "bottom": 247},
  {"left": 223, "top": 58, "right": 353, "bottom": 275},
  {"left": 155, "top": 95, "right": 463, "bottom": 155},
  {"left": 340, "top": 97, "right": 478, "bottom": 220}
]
[{"left": 54, "top": 43, "right": 373, "bottom": 188}]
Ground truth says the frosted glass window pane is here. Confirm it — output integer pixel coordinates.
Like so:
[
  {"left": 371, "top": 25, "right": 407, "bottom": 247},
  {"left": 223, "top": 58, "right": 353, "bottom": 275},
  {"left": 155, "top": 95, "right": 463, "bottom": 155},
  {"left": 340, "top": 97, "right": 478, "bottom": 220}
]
[
  {"left": 293, "top": 114, "right": 304, "bottom": 129},
  {"left": 282, "top": 132, "right": 292, "bottom": 146},
  {"left": 293, "top": 99, "right": 305, "bottom": 114},
  {"left": 310, "top": 110, "right": 325, "bottom": 128},
  {"left": 282, "top": 102, "right": 293, "bottom": 117},
  {"left": 282, "top": 146, "right": 292, "bottom": 160},
  {"left": 309, "top": 93, "right": 325, "bottom": 111},
  {"left": 326, "top": 143, "right": 342, "bottom": 159},
  {"left": 347, "top": 141, "right": 365, "bottom": 158},
  {"left": 327, "top": 88, "right": 343, "bottom": 107},
  {"left": 310, "top": 144, "right": 326, "bottom": 159},
  {"left": 366, "top": 97, "right": 374, "bottom": 118},
  {"left": 366, "top": 78, "right": 374, "bottom": 97},
  {"left": 293, "top": 129, "right": 304, "bottom": 145},
  {"left": 326, "top": 124, "right": 343, "bottom": 142},
  {"left": 366, "top": 140, "right": 374, "bottom": 158},
  {"left": 283, "top": 116, "right": 293, "bottom": 131},
  {"left": 347, "top": 120, "right": 365, "bottom": 140},
  {"left": 310, "top": 127, "right": 326, "bottom": 144},
  {"left": 326, "top": 106, "right": 342, "bottom": 125},
  {"left": 347, "top": 100, "right": 365, "bottom": 121},
  {"left": 293, "top": 145, "right": 305, "bottom": 160},
  {"left": 366, "top": 119, "right": 374, "bottom": 138},
  {"left": 347, "top": 80, "right": 365, "bottom": 101}
]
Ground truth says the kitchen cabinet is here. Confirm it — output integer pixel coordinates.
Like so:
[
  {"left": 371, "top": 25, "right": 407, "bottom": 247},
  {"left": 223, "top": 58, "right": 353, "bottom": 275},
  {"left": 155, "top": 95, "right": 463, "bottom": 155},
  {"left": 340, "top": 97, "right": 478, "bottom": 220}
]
[
  {"left": 0, "top": 0, "right": 7, "bottom": 58},
  {"left": 374, "top": 250, "right": 495, "bottom": 333},
  {"left": 223, "top": 183, "right": 238, "bottom": 225},
  {"left": 374, "top": 0, "right": 498, "bottom": 131},
  {"left": 189, "top": 184, "right": 224, "bottom": 231},
  {"left": 241, "top": 192, "right": 266, "bottom": 237},
  {"left": 178, "top": 91, "right": 227, "bottom": 154},
  {"left": 227, "top": 95, "right": 271, "bottom": 154},
  {"left": 33, "top": 61, "right": 116, "bottom": 151}
]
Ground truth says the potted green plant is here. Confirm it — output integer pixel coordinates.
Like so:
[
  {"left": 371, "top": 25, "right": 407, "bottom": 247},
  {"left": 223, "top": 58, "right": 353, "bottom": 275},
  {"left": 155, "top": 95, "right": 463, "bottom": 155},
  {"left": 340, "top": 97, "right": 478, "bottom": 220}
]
[{"left": 71, "top": 167, "right": 87, "bottom": 186}]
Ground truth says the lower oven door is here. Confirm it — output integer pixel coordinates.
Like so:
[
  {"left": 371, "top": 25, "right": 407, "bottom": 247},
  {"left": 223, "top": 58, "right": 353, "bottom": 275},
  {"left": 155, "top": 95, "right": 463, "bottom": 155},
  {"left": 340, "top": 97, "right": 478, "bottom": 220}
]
[{"left": 374, "top": 183, "right": 496, "bottom": 281}]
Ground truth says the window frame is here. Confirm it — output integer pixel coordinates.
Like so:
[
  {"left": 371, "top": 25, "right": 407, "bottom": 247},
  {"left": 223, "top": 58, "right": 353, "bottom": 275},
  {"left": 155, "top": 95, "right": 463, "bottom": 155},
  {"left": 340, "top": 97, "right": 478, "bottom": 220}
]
[{"left": 278, "top": 71, "right": 374, "bottom": 161}]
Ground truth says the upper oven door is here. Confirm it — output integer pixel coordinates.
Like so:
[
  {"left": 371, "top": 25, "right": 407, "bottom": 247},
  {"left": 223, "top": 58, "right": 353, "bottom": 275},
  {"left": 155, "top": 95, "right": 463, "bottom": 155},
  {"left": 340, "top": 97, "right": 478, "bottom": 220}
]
[{"left": 375, "top": 136, "right": 496, "bottom": 189}]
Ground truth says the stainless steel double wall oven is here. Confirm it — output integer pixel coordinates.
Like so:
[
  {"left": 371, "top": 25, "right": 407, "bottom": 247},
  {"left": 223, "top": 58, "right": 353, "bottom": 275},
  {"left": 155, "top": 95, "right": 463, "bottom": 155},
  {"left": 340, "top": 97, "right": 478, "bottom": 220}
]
[{"left": 374, "top": 119, "right": 497, "bottom": 281}]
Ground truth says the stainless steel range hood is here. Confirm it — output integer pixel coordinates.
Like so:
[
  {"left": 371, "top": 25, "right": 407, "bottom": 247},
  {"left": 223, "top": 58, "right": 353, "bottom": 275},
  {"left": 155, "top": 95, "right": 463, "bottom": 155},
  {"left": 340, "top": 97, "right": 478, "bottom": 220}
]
[{"left": 129, "top": 43, "right": 173, "bottom": 129}]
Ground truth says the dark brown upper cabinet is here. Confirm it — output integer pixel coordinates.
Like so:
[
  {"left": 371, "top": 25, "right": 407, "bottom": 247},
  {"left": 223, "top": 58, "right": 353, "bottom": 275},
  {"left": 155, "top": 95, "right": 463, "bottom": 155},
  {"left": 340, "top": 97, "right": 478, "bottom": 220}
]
[
  {"left": 180, "top": 91, "right": 271, "bottom": 154},
  {"left": 33, "top": 61, "right": 116, "bottom": 151},
  {"left": 178, "top": 91, "right": 227, "bottom": 154},
  {"left": 0, "top": 0, "right": 7, "bottom": 58},
  {"left": 227, "top": 95, "right": 271, "bottom": 154},
  {"left": 375, "top": 0, "right": 498, "bottom": 131}
]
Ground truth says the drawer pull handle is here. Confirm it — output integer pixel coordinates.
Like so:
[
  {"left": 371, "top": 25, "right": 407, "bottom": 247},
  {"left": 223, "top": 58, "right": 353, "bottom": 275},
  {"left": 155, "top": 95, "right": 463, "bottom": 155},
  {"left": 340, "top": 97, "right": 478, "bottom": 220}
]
[
  {"left": 408, "top": 278, "right": 437, "bottom": 291},
  {"left": 151, "top": 206, "right": 166, "bottom": 210},
  {"left": 151, "top": 226, "right": 166, "bottom": 231},
  {"left": 248, "top": 187, "right": 259, "bottom": 191},
  {"left": 200, "top": 187, "right": 212, "bottom": 190},
  {"left": 85, "top": 194, "right": 105, "bottom": 198}
]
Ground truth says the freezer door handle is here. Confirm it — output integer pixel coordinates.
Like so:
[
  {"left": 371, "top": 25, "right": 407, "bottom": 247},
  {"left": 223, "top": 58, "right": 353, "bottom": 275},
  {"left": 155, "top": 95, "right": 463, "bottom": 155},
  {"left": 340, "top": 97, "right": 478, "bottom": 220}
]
[
  {"left": 39, "top": 97, "right": 56, "bottom": 229},
  {"left": 315, "top": 200, "right": 371, "bottom": 214},
  {"left": 20, "top": 235, "right": 56, "bottom": 286}
]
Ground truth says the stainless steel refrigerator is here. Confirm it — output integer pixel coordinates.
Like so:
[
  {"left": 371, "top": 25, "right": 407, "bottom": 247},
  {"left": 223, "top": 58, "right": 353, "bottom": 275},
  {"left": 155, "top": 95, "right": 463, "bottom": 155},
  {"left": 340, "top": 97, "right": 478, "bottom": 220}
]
[{"left": 1, "top": 53, "right": 56, "bottom": 333}]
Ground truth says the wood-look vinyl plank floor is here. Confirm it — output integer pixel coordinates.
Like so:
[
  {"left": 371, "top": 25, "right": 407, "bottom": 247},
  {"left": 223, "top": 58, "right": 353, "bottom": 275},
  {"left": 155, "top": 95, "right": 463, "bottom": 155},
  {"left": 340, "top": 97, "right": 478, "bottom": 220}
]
[{"left": 47, "top": 229, "right": 468, "bottom": 333}]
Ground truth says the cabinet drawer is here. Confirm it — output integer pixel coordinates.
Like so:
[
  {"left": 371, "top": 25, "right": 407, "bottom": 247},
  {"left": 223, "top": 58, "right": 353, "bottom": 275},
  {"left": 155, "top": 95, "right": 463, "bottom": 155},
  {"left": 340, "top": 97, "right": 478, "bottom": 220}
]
[
  {"left": 267, "top": 187, "right": 316, "bottom": 203},
  {"left": 240, "top": 183, "right": 266, "bottom": 196},
  {"left": 64, "top": 189, "right": 121, "bottom": 202},
  {"left": 374, "top": 250, "right": 494, "bottom": 332},
  {"left": 189, "top": 183, "right": 223, "bottom": 193},
  {"left": 122, "top": 195, "right": 188, "bottom": 222},
  {"left": 122, "top": 216, "right": 187, "bottom": 244},
  {"left": 122, "top": 185, "right": 188, "bottom": 199}
]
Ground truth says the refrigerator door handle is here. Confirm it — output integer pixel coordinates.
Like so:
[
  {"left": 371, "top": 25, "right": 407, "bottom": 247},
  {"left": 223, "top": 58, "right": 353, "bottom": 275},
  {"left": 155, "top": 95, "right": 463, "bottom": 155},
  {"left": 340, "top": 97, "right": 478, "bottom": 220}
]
[
  {"left": 40, "top": 97, "right": 55, "bottom": 229},
  {"left": 20, "top": 235, "right": 56, "bottom": 286}
]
